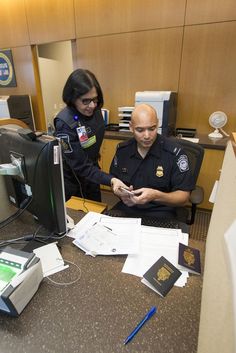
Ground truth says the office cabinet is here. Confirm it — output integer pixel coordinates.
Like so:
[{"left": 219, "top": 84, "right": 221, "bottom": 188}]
[
  {"left": 100, "top": 138, "right": 122, "bottom": 190},
  {"left": 197, "top": 148, "right": 224, "bottom": 209}
]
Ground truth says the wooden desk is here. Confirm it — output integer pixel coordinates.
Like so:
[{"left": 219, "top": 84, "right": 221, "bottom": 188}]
[
  {"left": 0, "top": 210, "right": 205, "bottom": 353},
  {"left": 66, "top": 196, "right": 107, "bottom": 213}
]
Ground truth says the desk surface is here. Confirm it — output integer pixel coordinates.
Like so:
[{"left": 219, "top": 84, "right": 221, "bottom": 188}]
[{"left": 0, "top": 210, "right": 205, "bottom": 353}]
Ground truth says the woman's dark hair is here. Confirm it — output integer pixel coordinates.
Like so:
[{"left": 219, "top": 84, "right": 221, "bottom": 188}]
[{"left": 62, "top": 69, "right": 104, "bottom": 109}]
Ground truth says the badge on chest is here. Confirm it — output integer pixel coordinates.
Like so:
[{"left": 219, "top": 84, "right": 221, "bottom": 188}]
[{"left": 156, "top": 166, "right": 164, "bottom": 177}]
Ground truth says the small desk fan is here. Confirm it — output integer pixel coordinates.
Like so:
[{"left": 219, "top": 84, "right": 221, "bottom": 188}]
[{"left": 208, "top": 111, "right": 229, "bottom": 138}]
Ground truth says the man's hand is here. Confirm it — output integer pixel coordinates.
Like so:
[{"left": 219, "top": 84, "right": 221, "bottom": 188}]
[
  {"left": 120, "top": 189, "right": 136, "bottom": 206},
  {"left": 131, "top": 188, "right": 156, "bottom": 204},
  {"left": 131, "top": 188, "right": 190, "bottom": 206},
  {"left": 111, "top": 180, "right": 136, "bottom": 206},
  {"left": 111, "top": 178, "right": 130, "bottom": 195}
]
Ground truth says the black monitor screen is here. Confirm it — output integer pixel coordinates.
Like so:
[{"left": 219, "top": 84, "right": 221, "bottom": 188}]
[{"left": 0, "top": 128, "right": 67, "bottom": 235}]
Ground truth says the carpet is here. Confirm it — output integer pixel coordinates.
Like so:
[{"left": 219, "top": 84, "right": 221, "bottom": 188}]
[{"left": 190, "top": 209, "right": 212, "bottom": 241}]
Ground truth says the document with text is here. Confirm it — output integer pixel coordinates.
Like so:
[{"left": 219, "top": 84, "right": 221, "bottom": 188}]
[{"left": 70, "top": 212, "right": 141, "bottom": 256}]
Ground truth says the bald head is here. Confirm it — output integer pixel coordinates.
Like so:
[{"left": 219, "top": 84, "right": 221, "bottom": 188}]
[
  {"left": 129, "top": 104, "right": 159, "bottom": 152},
  {"left": 130, "top": 104, "right": 158, "bottom": 128}
]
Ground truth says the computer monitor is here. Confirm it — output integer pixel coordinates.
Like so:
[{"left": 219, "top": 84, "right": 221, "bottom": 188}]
[{"left": 0, "top": 127, "right": 67, "bottom": 236}]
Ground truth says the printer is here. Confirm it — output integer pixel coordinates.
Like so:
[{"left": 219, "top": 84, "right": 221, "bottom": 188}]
[{"left": 135, "top": 91, "right": 177, "bottom": 136}]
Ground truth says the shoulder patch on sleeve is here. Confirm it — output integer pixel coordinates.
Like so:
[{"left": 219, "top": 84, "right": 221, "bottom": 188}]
[
  {"left": 177, "top": 154, "right": 189, "bottom": 172},
  {"left": 57, "top": 134, "right": 73, "bottom": 153}
]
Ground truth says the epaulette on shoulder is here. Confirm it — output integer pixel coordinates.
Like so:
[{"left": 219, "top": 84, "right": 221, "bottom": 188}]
[
  {"left": 56, "top": 109, "right": 77, "bottom": 129},
  {"left": 163, "top": 138, "right": 182, "bottom": 156},
  {"left": 116, "top": 139, "right": 133, "bottom": 150}
]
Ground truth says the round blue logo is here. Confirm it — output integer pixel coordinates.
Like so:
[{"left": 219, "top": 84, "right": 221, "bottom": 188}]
[{"left": 0, "top": 52, "right": 13, "bottom": 86}]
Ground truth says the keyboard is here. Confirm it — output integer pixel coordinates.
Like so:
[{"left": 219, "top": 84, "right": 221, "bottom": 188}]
[
  {"left": 141, "top": 216, "right": 182, "bottom": 229},
  {"left": 105, "top": 210, "right": 189, "bottom": 233}
]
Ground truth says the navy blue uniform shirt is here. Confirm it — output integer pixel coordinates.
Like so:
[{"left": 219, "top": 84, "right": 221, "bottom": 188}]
[
  {"left": 110, "top": 134, "right": 195, "bottom": 214},
  {"left": 54, "top": 107, "right": 112, "bottom": 200}
]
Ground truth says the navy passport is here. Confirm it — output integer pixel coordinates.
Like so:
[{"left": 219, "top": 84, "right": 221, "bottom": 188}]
[
  {"left": 178, "top": 243, "right": 201, "bottom": 275},
  {"left": 143, "top": 256, "right": 182, "bottom": 297}
]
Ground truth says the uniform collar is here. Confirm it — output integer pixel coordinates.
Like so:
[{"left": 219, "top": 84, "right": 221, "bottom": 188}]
[
  {"left": 128, "top": 139, "right": 140, "bottom": 158},
  {"left": 148, "top": 134, "right": 165, "bottom": 158},
  {"left": 127, "top": 134, "right": 165, "bottom": 158}
]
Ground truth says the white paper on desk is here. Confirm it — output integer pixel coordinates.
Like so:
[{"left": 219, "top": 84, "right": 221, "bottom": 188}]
[
  {"left": 67, "top": 211, "right": 100, "bottom": 239},
  {"left": 122, "top": 226, "right": 189, "bottom": 287},
  {"left": 72, "top": 213, "right": 141, "bottom": 256},
  {"left": 33, "top": 243, "right": 68, "bottom": 277}
]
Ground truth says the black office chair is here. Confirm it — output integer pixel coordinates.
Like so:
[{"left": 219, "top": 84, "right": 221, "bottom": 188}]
[{"left": 174, "top": 138, "right": 205, "bottom": 225}]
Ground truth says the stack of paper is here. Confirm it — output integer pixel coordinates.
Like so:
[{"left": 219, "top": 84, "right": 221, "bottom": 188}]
[
  {"left": 69, "top": 212, "right": 190, "bottom": 287},
  {"left": 118, "top": 106, "right": 134, "bottom": 131},
  {"left": 69, "top": 212, "right": 141, "bottom": 256}
]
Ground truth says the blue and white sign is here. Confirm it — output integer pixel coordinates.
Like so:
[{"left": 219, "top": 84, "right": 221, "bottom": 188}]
[{"left": 0, "top": 49, "right": 17, "bottom": 87}]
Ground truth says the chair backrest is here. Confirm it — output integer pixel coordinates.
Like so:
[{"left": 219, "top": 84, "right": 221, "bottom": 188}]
[
  {"left": 173, "top": 138, "right": 205, "bottom": 225},
  {"left": 175, "top": 138, "right": 205, "bottom": 185},
  {"left": 0, "top": 118, "right": 28, "bottom": 129}
]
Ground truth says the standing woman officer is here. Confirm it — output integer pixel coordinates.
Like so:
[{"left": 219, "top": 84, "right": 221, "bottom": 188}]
[{"left": 54, "top": 68, "right": 125, "bottom": 201}]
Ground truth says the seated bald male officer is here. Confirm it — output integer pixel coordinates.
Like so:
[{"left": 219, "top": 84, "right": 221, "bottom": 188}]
[{"left": 109, "top": 104, "right": 195, "bottom": 219}]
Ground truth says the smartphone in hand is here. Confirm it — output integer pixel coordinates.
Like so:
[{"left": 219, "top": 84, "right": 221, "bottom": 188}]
[{"left": 119, "top": 187, "right": 134, "bottom": 195}]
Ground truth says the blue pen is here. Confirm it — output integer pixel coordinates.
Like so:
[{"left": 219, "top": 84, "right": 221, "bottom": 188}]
[{"left": 124, "top": 306, "right": 157, "bottom": 345}]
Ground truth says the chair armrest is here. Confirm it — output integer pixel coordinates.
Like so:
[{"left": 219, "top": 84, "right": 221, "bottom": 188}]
[{"left": 190, "top": 185, "right": 204, "bottom": 205}]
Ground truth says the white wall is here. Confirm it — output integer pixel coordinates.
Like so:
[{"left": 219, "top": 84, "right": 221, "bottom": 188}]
[
  {"left": 38, "top": 41, "right": 73, "bottom": 128},
  {"left": 198, "top": 140, "right": 236, "bottom": 353}
]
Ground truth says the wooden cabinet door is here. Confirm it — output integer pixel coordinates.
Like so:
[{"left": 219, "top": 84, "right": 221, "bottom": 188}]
[{"left": 100, "top": 139, "right": 121, "bottom": 190}]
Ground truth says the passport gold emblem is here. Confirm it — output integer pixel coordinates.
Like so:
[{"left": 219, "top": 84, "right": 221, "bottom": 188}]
[
  {"left": 156, "top": 166, "right": 164, "bottom": 177},
  {"left": 183, "top": 248, "right": 195, "bottom": 266},
  {"left": 157, "top": 266, "right": 170, "bottom": 281}
]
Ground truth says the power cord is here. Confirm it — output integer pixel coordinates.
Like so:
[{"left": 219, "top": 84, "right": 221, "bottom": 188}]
[
  {"left": 0, "top": 225, "right": 67, "bottom": 249},
  {"left": 0, "top": 196, "right": 32, "bottom": 230}
]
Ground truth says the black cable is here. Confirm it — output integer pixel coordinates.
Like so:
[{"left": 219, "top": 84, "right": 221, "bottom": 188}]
[
  {"left": 70, "top": 166, "right": 89, "bottom": 213},
  {"left": 0, "top": 226, "right": 67, "bottom": 249},
  {"left": 0, "top": 234, "right": 35, "bottom": 248},
  {"left": 0, "top": 196, "right": 32, "bottom": 230}
]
